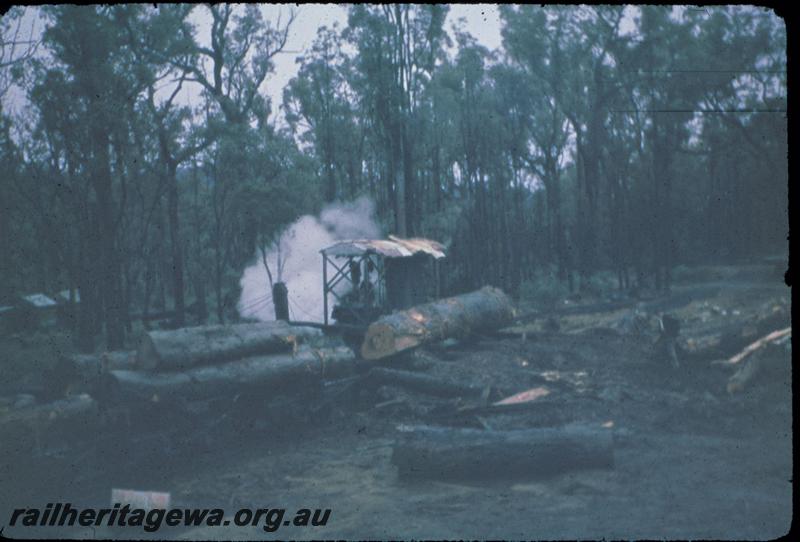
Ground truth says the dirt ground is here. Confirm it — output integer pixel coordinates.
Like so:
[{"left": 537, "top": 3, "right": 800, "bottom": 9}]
[{"left": 1, "top": 264, "right": 792, "bottom": 539}]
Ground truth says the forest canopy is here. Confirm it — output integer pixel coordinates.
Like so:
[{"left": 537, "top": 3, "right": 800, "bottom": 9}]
[{"left": 0, "top": 5, "right": 787, "bottom": 351}]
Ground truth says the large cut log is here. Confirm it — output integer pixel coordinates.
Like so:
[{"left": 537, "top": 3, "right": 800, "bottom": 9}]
[
  {"left": 114, "top": 346, "right": 356, "bottom": 402},
  {"left": 361, "top": 286, "right": 516, "bottom": 360},
  {"left": 135, "top": 321, "right": 323, "bottom": 371},
  {"left": 0, "top": 394, "right": 96, "bottom": 433},
  {"left": 391, "top": 423, "right": 614, "bottom": 481}
]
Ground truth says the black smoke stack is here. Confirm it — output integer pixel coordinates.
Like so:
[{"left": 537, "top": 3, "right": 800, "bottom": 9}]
[{"left": 273, "top": 282, "right": 289, "bottom": 321}]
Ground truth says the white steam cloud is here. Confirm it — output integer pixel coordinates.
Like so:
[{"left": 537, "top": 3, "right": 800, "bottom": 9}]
[{"left": 237, "top": 196, "right": 381, "bottom": 322}]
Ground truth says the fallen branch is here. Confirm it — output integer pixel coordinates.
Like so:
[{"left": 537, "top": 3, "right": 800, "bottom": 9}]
[
  {"left": 718, "top": 327, "right": 791, "bottom": 366},
  {"left": 723, "top": 327, "right": 791, "bottom": 394},
  {"left": 682, "top": 302, "right": 789, "bottom": 360}
]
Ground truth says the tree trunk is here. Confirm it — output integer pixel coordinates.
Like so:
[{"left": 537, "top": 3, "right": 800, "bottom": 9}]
[
  {"left": 167, "top": 161, "right": 186, "bottom": 328},
  {"left": 92, "top": 124, "right": 125, "bottom": 350},
  {"left": 135, "top": 321, "right": 323, "bottom": 371},
  {"left": 76, "top": 253, "right": 96, "bottom": 353},
  {"left": 394, "top": 145, "right": 407, "bottom": 237},
  {"left": 214, "top": 256, "right": 225, "bottom": 324},
  {"left": 112, "top": 346, "right": 356, "bottom": 402},
  {"left": 194, "top": 277, "right": 208, "bottom": 324},
  {"left": 391, "top": 424, "right": 614, "bottom": 481},
  {"left": 361, "top": 286, "right": 516, "bottom": 360}
]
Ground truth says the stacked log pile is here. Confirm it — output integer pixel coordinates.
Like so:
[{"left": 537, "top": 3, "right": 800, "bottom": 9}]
[
  {"left": 5, "top": 287, "right": 620, "bottom": 481},
  {"left": 112, "top": 346, "right": 357, "bottom": 402},
  {"left": 108, "top": 321, "right": 354, "bottom": 403},
  {"left": 135, "top": 321, "right": 323, "bottom": 371}
]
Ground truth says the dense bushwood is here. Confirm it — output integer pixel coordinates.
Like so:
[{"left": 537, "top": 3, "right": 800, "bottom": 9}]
[
  {"left": 361, "top": 286, "right": 516, "bottom": 360},
  {"left": 391, "top": 424, "right": 615, "bottom": 481},
  {"left": 0, "top": 6, "right": 786, "bottom": 346}
]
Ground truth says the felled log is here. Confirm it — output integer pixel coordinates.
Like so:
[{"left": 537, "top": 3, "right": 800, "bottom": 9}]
[
  {"left": 113, "top": 346, "right": 356, "bottom": 402},
  {"left": 722, "top": 327, "right": 791, "bottom": 394},
  {"left": 681, "top": 302, "right": 789, "bottom": 360},
  {"left": 391, "top": 423, "right": 614, "bottom": 481},
  {"left": 361, "top": 286, "right": 515, "bottom": 360},
  {"left": 135, "top": 321, "right": 322, "bottom": 371},
  {"left": 70, "top": 351, "right": 136, "bottom": 375},
  {"left": 719, "top": 326, "right": 791, "bottom": 366},
  {"left": 0, "top": 394, "right": 96, "bottom": 433},
  {"left": 366, "top": 367, "right": 485, "bottom": 398}
]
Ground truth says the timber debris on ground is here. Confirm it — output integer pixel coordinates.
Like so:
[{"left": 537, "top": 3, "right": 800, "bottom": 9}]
[{"left": 1, "top": 280, "right": 790, "bottom": 490}]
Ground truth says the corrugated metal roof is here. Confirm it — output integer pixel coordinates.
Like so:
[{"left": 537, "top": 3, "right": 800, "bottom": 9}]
[{"left": 322, "top": 235, "right": 446, "bottom": 259}]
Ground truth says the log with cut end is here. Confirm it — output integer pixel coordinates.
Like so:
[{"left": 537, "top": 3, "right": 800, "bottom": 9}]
[
  {"left": 391, "top": 424, "right": 614, "bottom": 481},
  {"left": 113, "top": 346, "right": 356, "bottom": 402},
  {"left": 135, "top": 321, "right": 322, "bottom": 371},
  {"left": 361, "top": 286, "right": 516, "bottom": 360}
]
